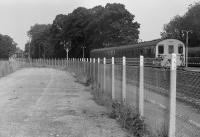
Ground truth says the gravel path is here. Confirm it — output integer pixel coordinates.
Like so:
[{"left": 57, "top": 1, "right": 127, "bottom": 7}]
[{"left": 0, "top": 68, "right": 128, "bottom": 137}]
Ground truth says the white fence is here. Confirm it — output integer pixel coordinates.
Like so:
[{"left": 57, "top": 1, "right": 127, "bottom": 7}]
[{"left": 14, "top": 56, "right": 200, "bottom": 137}]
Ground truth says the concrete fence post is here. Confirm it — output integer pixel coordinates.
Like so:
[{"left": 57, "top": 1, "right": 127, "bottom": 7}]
[
  {"left": 68, "top": 58, "right": 70, "bottom": 70},
  {"left": 103, "top": 57, "right": 106, "bottom": 94},
  {"left": 86, "top": 58, "right": 89, "bottom": 77},
  {"left": 90, "top": 58, "right": 92, "bottom": 78},
  {"left": 67, "top": 58, "right": 68, "bottom": 68},
  {"left": 81, "top": 58, "right": 83, "bottom": 74},
  {"left": 54, "top": 58, "right": 56, "bottom": 67},
  {"left": 122, "top": 56, "right": 126, "bottom": 104},
  {"left": 97, "top": 58, "right": 100, "bottom": 92},
  {"left": 93, "top": 58, "right": 96, "bottom": 88},
  {"left": 72, "top": 58, "right": 73, "bottom": 70},
  {"left": 112, "top": 57, "right": 115, "bottom": 100},
  {"left": 83, "top": 58, "right": 85, "bottom": 76},
  {"left": 77, "top": 58, "right": 79, "bottom": 74},
  {"left": 85, "top": 58, "right": 87, "bottom": 76},
  {"left": 139, "top": 55, "right": 144, "bottom": 117},
  {"left": 168, "top": 53, "right": 177, "bottom": 137},
  {"left": 78, "top": 58, "right": 80, "bottom": 74}
]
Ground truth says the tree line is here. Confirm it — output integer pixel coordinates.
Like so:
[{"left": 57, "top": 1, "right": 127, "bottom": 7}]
[
  {"left": 0, "top": 34, "right": 17, "bottom": 59},
  {"left": 25, "top": 2, "right": 200, "bottom": 59},
  {"left": 25, "top": 3, "right": 140, "bottom": 58},
  {"left": 161, "top": 2, "right": 200, "bottom": 47}
]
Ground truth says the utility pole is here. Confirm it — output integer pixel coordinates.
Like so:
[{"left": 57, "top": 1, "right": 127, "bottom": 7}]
[
  {"left": 182, "top": 30, "right": 192, "bottom": 68},
  {"left": 63, "top": 40, "right": 71, "bottom": 60}
]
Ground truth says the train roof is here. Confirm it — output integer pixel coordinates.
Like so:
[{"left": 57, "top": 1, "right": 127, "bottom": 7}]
[{"left": 91, "top": 39, "right": 162, "bottom": 53}]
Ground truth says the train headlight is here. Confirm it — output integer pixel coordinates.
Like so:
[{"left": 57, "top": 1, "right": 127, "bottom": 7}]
[{"left": 180, "top": 54, "right": 184, "bottom": 60}]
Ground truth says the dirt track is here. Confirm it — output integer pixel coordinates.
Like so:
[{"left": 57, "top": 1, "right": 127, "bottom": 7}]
[{"left": 0, "top": 68, "right": 127, "bottom": 137}]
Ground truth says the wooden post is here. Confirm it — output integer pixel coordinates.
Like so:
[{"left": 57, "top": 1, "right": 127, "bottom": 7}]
[
  {"left": 168, "top": 53, "right": 177, "bottom": 137},
  {"left": 112, "top": 57, "right": 115, "bottom": 100},
  {"left": 139, "top": 55, "right": 144, "bottom": 117},
  {"left": 122, "top": 56, "right": 126, "bottom": 104}
]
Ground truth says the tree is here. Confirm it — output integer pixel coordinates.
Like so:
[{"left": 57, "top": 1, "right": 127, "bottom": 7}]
[
  {"left": 162, "top": 2, "right": 200, "bottom": 47},
  {"left": 27, "top": 24, "right": 54, "bottom": 58},
  {"left": 84, "top": 3, "right": 140, "bottom": 49},
  {"left": 28, "top": 3, "right": 140, "bottom": 58},
  {"left": 0, "top": 34, "right": 17, "bottom": 59}
]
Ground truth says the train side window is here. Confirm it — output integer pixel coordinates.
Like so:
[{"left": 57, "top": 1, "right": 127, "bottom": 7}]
[
  {"left": 178, "top": 45, "right": 183, "bottom": 54},
  {"left": 158, "top": 45, "right": 164, "bottom": 54},
  {"left": 140, "top": 49, "right": 143, "bottom": 55},
  {"left": 168, "top": 45, "right": 174, "bottom": 54}
]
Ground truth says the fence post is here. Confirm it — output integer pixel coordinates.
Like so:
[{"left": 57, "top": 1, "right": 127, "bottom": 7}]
[
  {"left": 90, "top": 58, "right": 92, "bottom": 78},
  {"left": 122, "top": 56, "right": 126, "bottom": 104},
  {"left": 103, "top": 57, "right": 106, "bottom": 93},
  {"left": 73, "top": 58, "right": 75, "bottom": 71},
  {"left": 139, "top": 55, "right": 144, "bottom": 117},
  {"left": 97, "top": 58, "right": 100, "bottom": 93},
  {"left": 93, "top": 58, "right": 96, "bottom": 88},
  {"left": 168, "top": 53, "right": 177, "bottom": 137},
  {"left": 83, "top": 58, "right": 85, "bottom": 76},
  {"left": 54, "top": 58, "right": 56, "bottom": 67},
  {"left": 112, "top": 57, "right": 115, "bottom": 100}
]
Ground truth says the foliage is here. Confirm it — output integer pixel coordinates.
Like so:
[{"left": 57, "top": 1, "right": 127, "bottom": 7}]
[
  {"left": 26, "top": 24, "right": 54, "bottom": 58},
  {"left": 27, "top": 3, "right": 140, "bottom": 58},
  {"left": 0, "top": 34, "right": 17, "bottom": 59},
  {"left": 162, "top": 2, "right": 200, "bottom": 47},
  {"left": 110, "top": 101, "right": 148, "bottom": 137}
]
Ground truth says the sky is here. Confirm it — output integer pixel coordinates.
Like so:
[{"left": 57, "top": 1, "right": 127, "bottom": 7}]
[{"left": 0, "top": 0, "right": 197, "bottom": 50}]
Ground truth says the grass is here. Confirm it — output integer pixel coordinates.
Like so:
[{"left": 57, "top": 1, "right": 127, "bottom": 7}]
[
  {"left": 71, "top": 71, "right": 170, "bottom": 137},
  {"left": 109, "top": 101, "right": 148, "bottom": 137},
  {"left": 89, "top": 82, "right": 169, "bottom": 137}
]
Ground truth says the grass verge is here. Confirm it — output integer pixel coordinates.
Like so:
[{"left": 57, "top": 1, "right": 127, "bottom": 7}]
[{"left": 74, "top": 74, "right": 168, "bottom": 137}]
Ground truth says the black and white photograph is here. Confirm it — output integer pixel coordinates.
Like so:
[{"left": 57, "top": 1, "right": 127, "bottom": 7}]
[{"left": 0, "top": 0, "right": 200, "bottom": 137}]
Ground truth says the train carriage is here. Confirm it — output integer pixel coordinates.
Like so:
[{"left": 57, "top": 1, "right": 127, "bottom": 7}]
[
  {"left": 154, "top": 39, "right": 185, "bottom": 67},
  {"left": 90, "top": 39, "right": 186, "bottom": 67}
]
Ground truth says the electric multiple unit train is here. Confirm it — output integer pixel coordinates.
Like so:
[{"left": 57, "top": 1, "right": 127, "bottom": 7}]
[{"left": 90, "top": 39, "right": 185, "bottom": 67}]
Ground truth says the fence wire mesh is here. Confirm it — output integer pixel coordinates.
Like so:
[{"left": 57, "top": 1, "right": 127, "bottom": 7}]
[
  {"left": 10, "top": 57, "right": 200, "bottom": 137},
  {"left": 104, "top": 62, "right": 112, "bottom": 99},
  {"left": 126, "top": 58, "right": 140, "bottom": 110},
  {"left": 143, "top": 66, "right": 170, "bottom": 134},
  {"left": 114, "top": 58, "right": 123, "bottom": 102},
  {"left": 175, "top": 69, "right": 200, "bottom": 137}
]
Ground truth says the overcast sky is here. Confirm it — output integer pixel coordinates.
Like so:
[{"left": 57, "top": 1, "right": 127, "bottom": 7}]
[{"left": 0, "top": 0, "right": 197, "bottom": 49}]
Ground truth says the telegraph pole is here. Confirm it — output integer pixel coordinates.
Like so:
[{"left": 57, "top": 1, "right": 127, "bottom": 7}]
[
  {"left": 182, "top": 30, "right": 192, "bottom": 68},
  {"left": 63, "top": 40, "right": 71, "bottom": 60}
]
